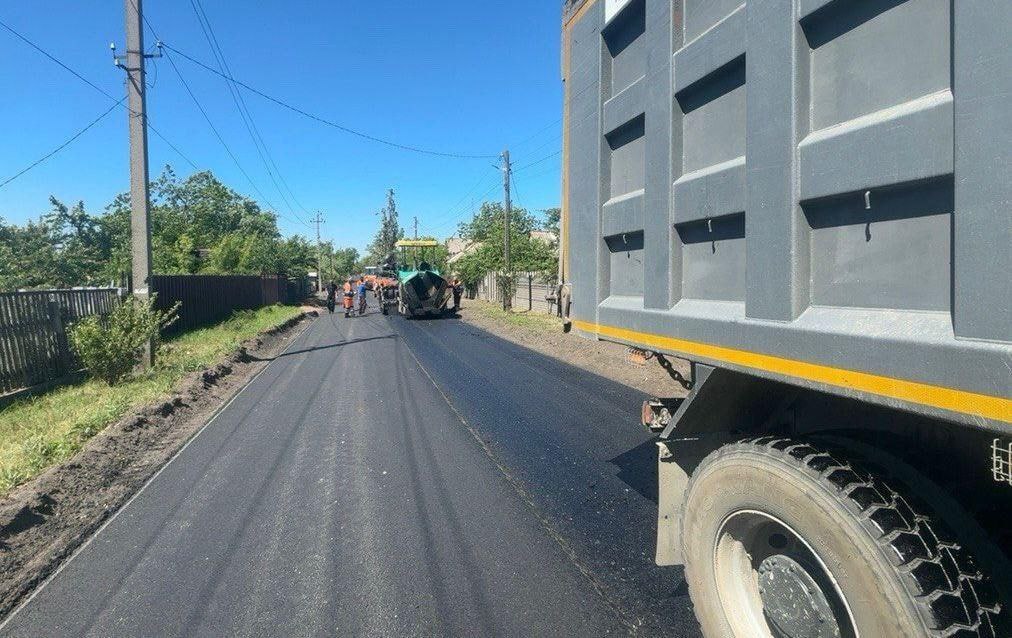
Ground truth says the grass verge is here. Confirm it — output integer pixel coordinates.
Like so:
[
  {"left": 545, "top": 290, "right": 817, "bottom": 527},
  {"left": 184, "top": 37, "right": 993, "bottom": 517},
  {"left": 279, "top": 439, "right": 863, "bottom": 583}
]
[
  {"left": 0, "top": 304, "right": 303, "bottom": 494},
  {"left": 466, "top": 299, "right": 563, "bottom": 332}
]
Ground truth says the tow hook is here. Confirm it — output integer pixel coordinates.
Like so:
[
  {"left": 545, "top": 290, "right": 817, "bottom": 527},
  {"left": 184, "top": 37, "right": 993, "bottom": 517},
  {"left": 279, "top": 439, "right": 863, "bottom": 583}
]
[{"left": 642, "top": 398, "right": 681, "bottom": 433}]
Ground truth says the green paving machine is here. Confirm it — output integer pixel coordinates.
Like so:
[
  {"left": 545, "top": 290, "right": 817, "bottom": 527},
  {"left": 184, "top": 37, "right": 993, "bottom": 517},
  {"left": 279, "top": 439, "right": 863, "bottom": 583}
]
[{"left": 394, "top": 240, "right": 450, "bottom": 318}]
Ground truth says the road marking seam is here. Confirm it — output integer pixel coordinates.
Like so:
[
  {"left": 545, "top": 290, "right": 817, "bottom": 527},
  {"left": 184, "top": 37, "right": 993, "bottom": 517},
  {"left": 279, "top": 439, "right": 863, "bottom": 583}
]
[{"left": 398, "top": 322, "right": 640, "bottom": 634}]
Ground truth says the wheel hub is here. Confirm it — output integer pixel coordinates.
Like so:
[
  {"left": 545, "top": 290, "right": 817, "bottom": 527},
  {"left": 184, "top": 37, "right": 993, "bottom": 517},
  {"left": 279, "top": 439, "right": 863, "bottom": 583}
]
[{"left": 757, "top": 554, "right": 842, "bottom": 638}]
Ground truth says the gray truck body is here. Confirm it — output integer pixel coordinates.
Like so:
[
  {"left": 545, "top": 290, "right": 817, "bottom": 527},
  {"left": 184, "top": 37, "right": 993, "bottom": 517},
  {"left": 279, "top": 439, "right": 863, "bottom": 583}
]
[{"left": 561, "top": 0, "right": 1011, "bottom": 432}]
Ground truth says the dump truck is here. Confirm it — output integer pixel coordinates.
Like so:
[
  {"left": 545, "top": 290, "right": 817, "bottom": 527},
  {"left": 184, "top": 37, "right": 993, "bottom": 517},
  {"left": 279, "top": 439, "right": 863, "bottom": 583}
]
[{"left": 560, "top": 1, "right": 1011, "bottom": 635}]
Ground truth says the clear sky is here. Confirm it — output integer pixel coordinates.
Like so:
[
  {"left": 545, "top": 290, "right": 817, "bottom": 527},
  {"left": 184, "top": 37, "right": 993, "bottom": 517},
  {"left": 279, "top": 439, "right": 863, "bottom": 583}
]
[{"left": 0, "top": 1, "right": 565, "bottom": 253}]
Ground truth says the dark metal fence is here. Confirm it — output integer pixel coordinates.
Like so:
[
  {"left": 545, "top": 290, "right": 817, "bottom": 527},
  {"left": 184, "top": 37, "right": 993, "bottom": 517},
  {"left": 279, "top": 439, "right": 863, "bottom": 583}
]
[
  {"left": 0, "top": 288, "right": 121, "bottom": 395},
  {"left": 152, "top": 274, "right": 309, "bottom": 334}
]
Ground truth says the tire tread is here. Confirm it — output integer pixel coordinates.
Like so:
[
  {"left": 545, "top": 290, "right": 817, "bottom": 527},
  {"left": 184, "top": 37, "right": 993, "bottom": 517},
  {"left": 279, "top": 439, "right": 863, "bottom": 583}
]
[{"left": 683, "top": 437, "right": 1005, "bottom": 637}]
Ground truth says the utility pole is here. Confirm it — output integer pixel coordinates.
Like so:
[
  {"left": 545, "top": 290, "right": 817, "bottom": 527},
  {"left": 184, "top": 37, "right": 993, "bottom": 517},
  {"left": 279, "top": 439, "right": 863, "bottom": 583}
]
[
  {"left": 311, "top": 212, "right": 325, "bottom": 292},
  {"left": 115, "top": 0, "right": 161, "bottom": 367},
  {"left": 502, "top": 148, "right": 512, "bottom": 311},
  {"left": 413, "top": 216, "right": 418, "bottom": 240}
]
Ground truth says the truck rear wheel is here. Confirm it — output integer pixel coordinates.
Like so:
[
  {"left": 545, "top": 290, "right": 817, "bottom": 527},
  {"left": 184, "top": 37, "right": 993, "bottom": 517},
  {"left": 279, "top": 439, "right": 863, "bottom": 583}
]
[{"left": 681, "top": 437, "right": 1004, "bottom": 638}]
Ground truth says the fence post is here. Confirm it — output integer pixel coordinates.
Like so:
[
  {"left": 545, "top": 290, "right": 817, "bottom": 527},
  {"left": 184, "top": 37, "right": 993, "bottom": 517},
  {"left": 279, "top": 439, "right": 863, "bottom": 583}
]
[{"left": 528, "top": 275, "right": 533, "bottom": 311}]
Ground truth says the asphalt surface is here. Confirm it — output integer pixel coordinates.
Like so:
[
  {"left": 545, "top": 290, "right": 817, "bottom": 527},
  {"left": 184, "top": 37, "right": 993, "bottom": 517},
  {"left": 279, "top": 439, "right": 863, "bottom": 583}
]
[{"left": 1, "top": 308, "right": 699, "bottom": 637}]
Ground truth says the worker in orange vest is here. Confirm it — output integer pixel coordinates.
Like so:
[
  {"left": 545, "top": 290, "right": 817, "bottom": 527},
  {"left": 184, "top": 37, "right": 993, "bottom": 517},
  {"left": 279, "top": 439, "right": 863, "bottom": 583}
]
[{"left": 342, "top": 278, "right": 355, "bottom": 318}]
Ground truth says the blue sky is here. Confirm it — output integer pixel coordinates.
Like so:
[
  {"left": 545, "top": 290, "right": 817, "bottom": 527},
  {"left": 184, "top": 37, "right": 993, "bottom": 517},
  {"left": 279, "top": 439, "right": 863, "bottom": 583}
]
[{"left": 0, "top": 1, "right": 565, "bottom": 253}]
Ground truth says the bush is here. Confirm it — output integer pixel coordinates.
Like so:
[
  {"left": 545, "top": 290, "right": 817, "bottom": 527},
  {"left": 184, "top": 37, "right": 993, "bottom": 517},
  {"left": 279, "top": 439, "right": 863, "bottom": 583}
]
[{"left": 69, "top": 295, "right": 179, "bottom": 384}]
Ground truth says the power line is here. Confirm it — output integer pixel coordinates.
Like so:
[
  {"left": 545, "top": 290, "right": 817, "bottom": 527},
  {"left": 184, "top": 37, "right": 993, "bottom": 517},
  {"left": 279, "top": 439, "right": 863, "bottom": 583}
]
[
  {"left": 0, "top": 17, "right": 198, "bottom": 172},
  {"left": 185, "top": 0, "right": 309, "bottom": 226},
  {"left": 426, "top": 146, "right": 559, "bottom": 235},
  {"left": 516, "top": 150, "right": 561, "bottom": 172},
  {"left": 424, "top": 180, "right": 501, "bottom": 235},
  {"left": 160, "top": 46, "right": 313, "bottom": 228},
  {"left": 0, "top": 19, "right": 118, "bottom": 102},
  {"left": 0, "top": 99, "right": 125, "bottom": 190},
  {"left": 510, "top": 171, "right": 524, "bottom": 210},
  {"left": 422, "top": 171, "right": 499, "bottom": 230},
  {"left": 163, "top": 43, "right": 499, "bottom": 160}
]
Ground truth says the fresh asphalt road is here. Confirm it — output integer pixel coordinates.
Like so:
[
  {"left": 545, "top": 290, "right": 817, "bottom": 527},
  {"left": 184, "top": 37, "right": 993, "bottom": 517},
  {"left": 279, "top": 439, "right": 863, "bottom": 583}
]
[{"left": 1, "top": 308, "right": 700, "bottom": 637}]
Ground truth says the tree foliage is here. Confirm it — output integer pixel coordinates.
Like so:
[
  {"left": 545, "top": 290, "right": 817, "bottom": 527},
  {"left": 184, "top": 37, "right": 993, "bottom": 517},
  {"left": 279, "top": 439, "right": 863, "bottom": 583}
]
[
  {"left": 69, "top": 295, "right": 179, "bottom": 384},
  {"left": 543, "top": 207, "right": 561, "bottom": 237},
  {"left": 0, "top": 167, "right": 355, "bottom": 290},
  {"left": 452, "top": 202, "right": 558, "bottom": 289},
  {"left": 365, "top": 188, "right": 403, "bottom": 267},
  {"left": 316, "top": 243, "right": 360, "bottom": 285}
]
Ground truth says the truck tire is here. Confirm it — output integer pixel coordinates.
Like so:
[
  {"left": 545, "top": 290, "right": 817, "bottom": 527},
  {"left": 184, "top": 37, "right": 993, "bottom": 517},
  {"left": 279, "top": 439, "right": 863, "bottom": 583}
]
[{"left": 681, "top": 437, "right": 1005, "bottom": 638}]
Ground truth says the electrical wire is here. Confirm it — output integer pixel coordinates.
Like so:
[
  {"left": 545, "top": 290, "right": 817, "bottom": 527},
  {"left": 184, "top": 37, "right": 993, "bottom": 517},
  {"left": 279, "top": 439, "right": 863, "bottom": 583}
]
[
  {"left": 516, "top": 150, "right": 561, "bottom": 172},
  {"left": 422, "top": 171, "right": 499, "bottom": 230},
  {"left": 186, "top": 0, "right": 309, "bottom": 226},
  {"left": 163, "top": 43, "right": 499, "bottom": 160},
  {"left": 509, "top": 172, "right": 524, "bottom": 210},
  {"left": 0, "top": 99, "right": 125, "bottom": 190},
  {"left": 125, "top": 0, "right": 302, "bottom": 225},
  {"left": 162, "top": 47, "right": 299, "bottom": 223},
  {"left": 424, "top": 180, "right": 502, "bottom": 235},
  {"left": 0, "top": 19, "right": 117, "bottom": 102},
  {"left": 0, "top": 18, "right": 198, "bottom": 172}
]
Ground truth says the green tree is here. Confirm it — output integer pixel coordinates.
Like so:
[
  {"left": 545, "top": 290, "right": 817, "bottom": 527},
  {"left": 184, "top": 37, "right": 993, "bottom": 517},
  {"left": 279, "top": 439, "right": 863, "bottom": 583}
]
[
  {"left": 330, "top": 247, "right": 360, "bottom": 281},
  {"left": 543, "top": 207, "right": 561, "bottom": 237},
  {"left": 0, "top": 217, "right": 58, "bottom": 289},
  {"left": 365, "top": 188, "right": 403, "bottom": 266},
  {"left": 400, "top": 235, "right": 449, "bottom": 274},
  {"left": 0, "top": 166, "right": 334, "bottom": 291},
  {"left": 454, "top": 202, "right": 557, "bottom": 290}
]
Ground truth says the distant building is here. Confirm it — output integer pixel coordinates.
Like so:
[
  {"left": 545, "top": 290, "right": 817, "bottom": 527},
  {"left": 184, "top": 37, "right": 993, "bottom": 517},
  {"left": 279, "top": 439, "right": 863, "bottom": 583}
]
[
  {"left": 445, "top": 236, "right": 469, "bottom": 258},
  {"left": 446, "top": 236, "right": 481, "bottom": 266},
  {"left": 529, "top": 230, "right": 558, "bottom": 245}
]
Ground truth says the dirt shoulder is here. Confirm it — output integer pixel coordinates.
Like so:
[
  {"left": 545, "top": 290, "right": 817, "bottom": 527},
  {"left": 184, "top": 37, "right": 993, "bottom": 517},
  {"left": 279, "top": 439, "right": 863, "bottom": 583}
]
[
  {"left": 0, "top": 309, "right": 317, "bottom": 619},
  {"left": 457, "top": 300, "right": 691, "bottom": 399}
]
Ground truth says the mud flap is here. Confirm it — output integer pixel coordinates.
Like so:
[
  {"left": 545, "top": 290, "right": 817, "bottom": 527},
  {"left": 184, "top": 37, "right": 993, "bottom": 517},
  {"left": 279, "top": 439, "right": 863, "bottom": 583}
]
[
  {"left": 654, "top": 363, "right": 782, "bottom": 566},
  {"left": 655, "top": 437, "right": 717, "bottom": 566},
  {"left": 656, "top": 440, "right": 690, "bottom": 566}
]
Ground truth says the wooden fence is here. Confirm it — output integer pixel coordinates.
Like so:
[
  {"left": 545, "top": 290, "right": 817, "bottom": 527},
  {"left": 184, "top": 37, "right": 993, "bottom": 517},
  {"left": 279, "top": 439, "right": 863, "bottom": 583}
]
[
  {"left": 0, "top": 275, "right": 311, "bottom": 398},
  {"left": 0, "top": 288, "right": 121, "bottom": 395}
]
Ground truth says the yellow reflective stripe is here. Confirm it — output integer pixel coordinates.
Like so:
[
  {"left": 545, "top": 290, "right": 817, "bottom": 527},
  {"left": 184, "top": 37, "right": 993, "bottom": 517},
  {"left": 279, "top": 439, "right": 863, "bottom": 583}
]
[
  {"left": 572, "top": 320, "right": 1012, "bottom": 423},
  {"left": 563, "top": 0, "right": 598, "bottom": 29}
]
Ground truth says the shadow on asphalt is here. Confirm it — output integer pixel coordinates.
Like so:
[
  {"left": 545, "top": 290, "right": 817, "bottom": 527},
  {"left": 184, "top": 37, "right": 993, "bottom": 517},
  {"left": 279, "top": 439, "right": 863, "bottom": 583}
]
[
  {"left": 401, "top": 312, "right": 462, "bottom": 321},
  {"left": 609, "top": 438, "right": 660, "bottom": 504},
  {"left": 246, "top": 334, "right": 398, "bottom": 361}
]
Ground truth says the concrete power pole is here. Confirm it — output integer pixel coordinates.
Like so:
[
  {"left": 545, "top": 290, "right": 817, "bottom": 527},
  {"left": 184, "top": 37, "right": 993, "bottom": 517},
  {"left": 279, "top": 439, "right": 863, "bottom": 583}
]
[
  {"left": 118, "top": 0, "right": 160, "bottom": 367},
  {"left": 502, "top": 149, "right": 512, "bottom": 311},
  {"left": 311, "top": 212, "right": 325, "bottom": 292}
]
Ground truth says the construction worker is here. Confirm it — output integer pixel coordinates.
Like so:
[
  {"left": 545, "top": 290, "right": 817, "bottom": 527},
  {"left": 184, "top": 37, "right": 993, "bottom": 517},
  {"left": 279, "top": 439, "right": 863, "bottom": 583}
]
[
  {"left": 343, "top": 278, "right": 355, "bottom": 318},
  {"left": 357, "top": 278, "right": 368, "bottom": 315},
  {"left": 451, "top": 276, "right": 463, "bottom": 312},
  {"left": 325, "top": 281, "right": 337, "bottom": 314}
]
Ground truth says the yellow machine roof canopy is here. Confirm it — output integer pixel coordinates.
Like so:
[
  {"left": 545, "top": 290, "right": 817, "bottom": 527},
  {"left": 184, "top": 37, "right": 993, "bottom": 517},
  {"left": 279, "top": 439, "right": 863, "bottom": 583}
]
[{"left": 395, "top": 239, "right": 439, "bottom": 248}]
